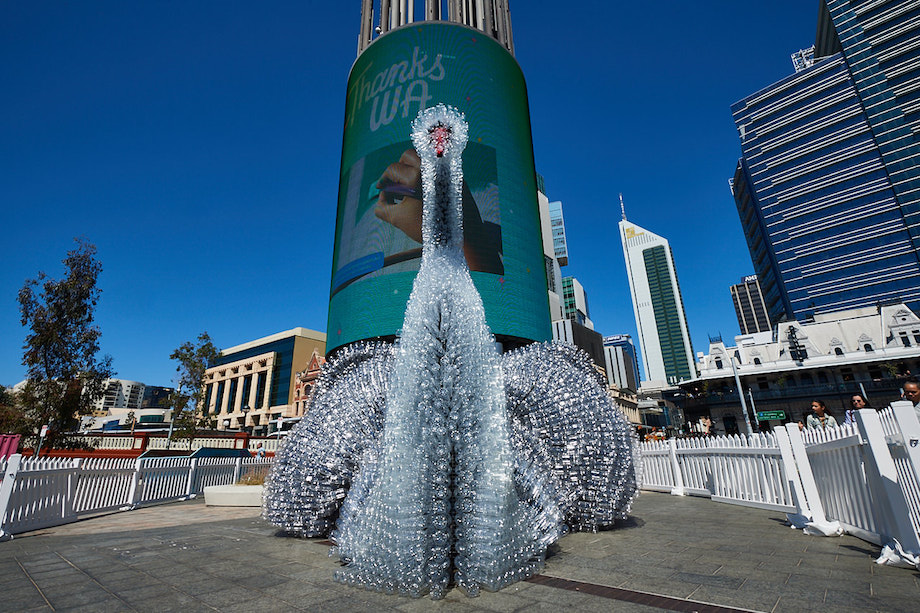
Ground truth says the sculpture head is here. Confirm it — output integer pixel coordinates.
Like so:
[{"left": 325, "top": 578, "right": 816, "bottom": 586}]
[{"left": 411, "top": 104, "right": 468, "bottom": 162}]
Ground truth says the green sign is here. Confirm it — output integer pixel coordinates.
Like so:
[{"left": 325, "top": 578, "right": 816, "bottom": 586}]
[
  {"left": 756, "top": 411, "right": 786, "bottom": 421},
  {"left": 327, "top": 22, "right": 550, "bottom": 353}
]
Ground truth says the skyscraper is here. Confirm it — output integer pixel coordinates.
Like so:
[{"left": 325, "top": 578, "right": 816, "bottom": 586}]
[
  {"left": 561, "top": 276, "right": 592, "bottom": 328},
  {"left": 603, "top": 334, "right": 639, "bottom": 391},
  {"left": 619, "top": 211, "right": 695, "bottom": 385},
  {"left": 537, "top": 178, "right": 564, "bottom": 321},
  {"left": 548, "top": 200, "right": 569, "bottom": 266},
  {"left": 732, "top": 1, "right": 920, "bottom": 323},
  {"left": 730, "top": 275, "right": 772, "bottom": 334}
]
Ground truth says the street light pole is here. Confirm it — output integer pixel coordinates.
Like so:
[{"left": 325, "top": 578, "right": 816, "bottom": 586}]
[
  {"left": 241, "top": 404, "right": 250, "bottom": 434},
  {"left": 731, "top": 356, "right": 754, "bottom": 435}
]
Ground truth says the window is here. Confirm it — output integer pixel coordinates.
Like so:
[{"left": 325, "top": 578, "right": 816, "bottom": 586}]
[
  {"left": 834, "top": 347, "right": 844, "bottom": 356},
  {"left": 901, "top": 333, "right": 911, "bottom": 347},
  {"left": 753, "top": 357, "right": 762, "bottom": 365},
  {"left": 864, "top": 344, "right": 873, "bottom": 352},
  {"left": 715, "top": 359, "right": 723, "bottom": 369},
  {"left": 818, "top": 372, "right": 828, "bottom": 383}
]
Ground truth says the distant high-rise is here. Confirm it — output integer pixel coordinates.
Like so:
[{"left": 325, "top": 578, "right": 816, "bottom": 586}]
[
  {"left": 548, "top": 201, "right": 569, "bottom": 266},
  {"left": 732, "top": 1, "right": 920, "bottom": 323},
  {"left": 619, "top": 214, "right": 695, "bottom": 385},
  {"left": 537, "top": 177, "right": 564, "bottom": 321},
  {"left": 561, "top": 276, "right": 592, "bottom": 329},
  {"left": 603, "top": 334, "right": 639, "bottom": 391},
  {"left": 730, "top": 275, "right": 772, "bottom": 334}
]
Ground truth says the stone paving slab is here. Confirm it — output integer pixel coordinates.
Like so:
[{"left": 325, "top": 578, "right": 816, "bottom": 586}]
[{"left": 1, "top": 492, "right": 918, "bottom": 612}]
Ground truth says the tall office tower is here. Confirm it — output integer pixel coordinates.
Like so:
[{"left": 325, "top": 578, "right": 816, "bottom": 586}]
[
  {"left": 561, "top": 276, "right": 593, "bottom": 328},
  {"left": 603, "top": 334, "right": 640, "bottom": 391},
  {"left": 329, "top": 1, "right": 550, "bottom": 355},
  {"left": 619, "top": 213, "right": 695, "bottom": 385},
  {"left": 537, "top": 176, "right": 564, "bottom": 321},
  {"left": 548, "top": 200, "right": 569, "bottom": 266},
  {"left": 732, "top": 0, "right": 920, "bottom": 323},
  {"left": 730, "top": 275, "right": 772, "bottom": 334}
]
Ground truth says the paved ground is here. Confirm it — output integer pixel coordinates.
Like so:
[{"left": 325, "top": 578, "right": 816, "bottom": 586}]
[{"left": 1, "top": 492, "right": 918, "bottom": 612}]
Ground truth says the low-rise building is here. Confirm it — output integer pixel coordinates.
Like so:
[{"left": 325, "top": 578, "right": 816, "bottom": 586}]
[
  {"left": 292, "top": 350, "right": 325, "bottom": 418},
  {"left": 202, "top": 327, "right": 326, "bottom": 435},
  {"left": 608, "top": 384, "right": 640, "bottom": 426},
  {"left": 681, "top": 303, "right": 920, "bottom": 434}
]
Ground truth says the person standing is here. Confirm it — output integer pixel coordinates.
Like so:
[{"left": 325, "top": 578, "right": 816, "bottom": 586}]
[
  {"left": 806, "top": 400, "right": 838, "bottom": 430},
  {"left": 843, "top": 393, "right": 872, "bottom": 426},
  {"left": 901, "top": 377, "right": 920, "bottom": 423}
]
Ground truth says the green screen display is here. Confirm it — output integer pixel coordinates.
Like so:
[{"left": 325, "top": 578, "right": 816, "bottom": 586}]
[{"left": 327, "top": 23, "right": 550, "bottom": 352}]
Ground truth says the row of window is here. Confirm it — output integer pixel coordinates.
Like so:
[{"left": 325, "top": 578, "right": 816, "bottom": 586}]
[{"left": 203, "top": 372, "right": 268, "bottom": 415}]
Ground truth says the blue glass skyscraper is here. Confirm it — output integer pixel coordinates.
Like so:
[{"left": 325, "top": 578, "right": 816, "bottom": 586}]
[{"left": 732, "top": 0, "right": 920, "bottom": 322}]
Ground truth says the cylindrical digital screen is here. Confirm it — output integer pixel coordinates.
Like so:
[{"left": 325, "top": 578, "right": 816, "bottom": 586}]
[{"left": 327, "top": 22, "right": 550, "bottom": 353}]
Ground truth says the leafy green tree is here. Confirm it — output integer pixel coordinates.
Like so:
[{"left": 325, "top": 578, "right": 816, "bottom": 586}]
[
  {"left": 17, "top": 239, "right": 114, "bottom": 449},
  {"left": 0, "top": 385, "right": 29, "bottom": 436},
  {"left": 168, "top": 333, "right": 220, "bottom": 444}
]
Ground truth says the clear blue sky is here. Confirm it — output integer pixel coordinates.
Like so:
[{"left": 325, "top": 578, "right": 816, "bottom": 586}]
[{"left": 1, "top": 2, "right": 818, "bottom": 387}]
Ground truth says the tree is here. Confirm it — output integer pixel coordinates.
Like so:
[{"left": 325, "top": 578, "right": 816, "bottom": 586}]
[
  {"left": 17, "top": 239, "right": 114, "bottom": 450},
  {"left": 168, "top": 332, "right": 220, "bottom": 444},
  {"left": 0, "top": 385, "right": 29, "bottom": 436}
]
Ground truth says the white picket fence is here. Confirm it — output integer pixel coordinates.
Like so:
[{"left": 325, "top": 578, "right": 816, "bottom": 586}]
[
  {"left": 640, "top": 401, "right": 920, "bottom": 560},
  {"left": 0, "top": 455, "right": 272, "bottom": 539}
]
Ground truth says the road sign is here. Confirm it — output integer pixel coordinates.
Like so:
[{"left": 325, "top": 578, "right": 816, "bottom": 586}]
[{"left": 756, "top": 411, "right": 786, "bottom": 421}]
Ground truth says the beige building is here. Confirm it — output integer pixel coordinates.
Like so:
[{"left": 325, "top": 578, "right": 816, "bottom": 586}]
[{"left": 201, "top": 327, "right": 325, "bottom": 435}]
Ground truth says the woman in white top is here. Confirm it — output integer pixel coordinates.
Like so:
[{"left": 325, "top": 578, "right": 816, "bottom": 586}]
[{"left": 806, "top": 399, "right": 838, "bottom": 430}]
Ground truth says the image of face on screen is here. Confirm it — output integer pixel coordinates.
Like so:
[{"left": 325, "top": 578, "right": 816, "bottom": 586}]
[{"left": 332, "top": 140, "right": 503, "bottom": 296}]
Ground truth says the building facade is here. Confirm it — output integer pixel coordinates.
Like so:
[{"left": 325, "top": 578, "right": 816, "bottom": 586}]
[
  {"left": 730, "top": 275, "right": 772, "bottom": 334},
  {"left": 537, "top": 180, "right": 564, "bottom": 321},
  {"left": 619, "top": 217, "right": 695, "bottom": 385},
  {"left": 561, "top": 276, "right": 593, "bottom": 329},
  {"left": 292, "top": 350, "right": 325, "bottom": 419},
  {"left": 202, "top": 328, "right": 326, "bottom": 435},
  {"left": 547, "top": 200, "right": 569, "bottom": 267},
  {"left": 551, "top": 318, "right": 605, "bottom": 371},
  {"left": 681, "top": 302, "right": 920, "bottom": 435},
  {"left": 90, "top": 379, "right": 145, "bottom": 417},
  {"left": 732, "top": 1, "right": 920, "bottom": 323},
  {"left": 603, "top": 334, "right": 640, "bottom": 392}
]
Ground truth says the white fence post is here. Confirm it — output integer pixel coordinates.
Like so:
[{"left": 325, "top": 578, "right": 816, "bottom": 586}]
[
  {"left": 784, "top": 423, "right": 831, "bottom": 528},
  {"left": 233, "top": 457, "right": 243, "bottom": 484},
  {"left": 890, "top": 401, "right": 920, "bottom": 489},
  {"left": 774, "top": 426, "right": 811, "bottom": 528},
  {"left": 124, "top": 458, "right": 143, "bottom": 510},
  {"left": 855, "top": 407, "right": 920, "bottom": 562},
  {"left": 186, "top": 458, "right": 198, "bottom": 498},
  {"left": 0, "top": 454, "right": 23, "bottom": 541},
  {"left": 668, "top": 439, "right": 686, "bottom": 496},
  {"left": 62, "top": 458, "right": 82, "bottom": 523}
]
